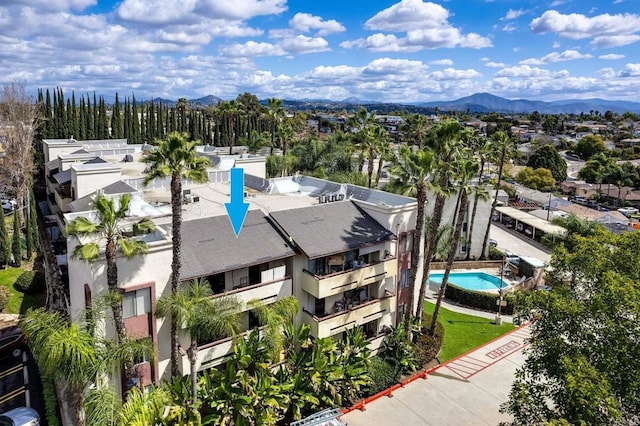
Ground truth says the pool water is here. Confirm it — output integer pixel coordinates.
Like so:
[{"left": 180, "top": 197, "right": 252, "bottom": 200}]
[{"left": 428, "top": 272, "right": 506, "bottom": 291}]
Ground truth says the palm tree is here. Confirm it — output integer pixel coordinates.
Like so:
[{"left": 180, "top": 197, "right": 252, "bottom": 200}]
[
  {"left": 429, "top": 154, "right": 480, "bottom": 335},
  {"left": 466, "top": 137, "right": 492, "bottom": 260},
  {"left": 155, "top": 278, "right": 241, "bottom": 406},
  {"left": 218, "top": 100, "right": 242, "bottom": 154},
  {"left": 21, "top": 306, "right": 154, "bottom": 426},
  {"left": 66, "top": 193, "right": 156, "bottom": 342},
  {"left": 142, "top": 132, "right": 211, "bottom": 377},
  {"left": 402, "top": 113, "right": 429, "bottom": 148},
  {"left": 248, "top": 296, "right": 300, "bottom": 362},
  {"left": 480, "top": 131, "right": 516, "bottom": 259},
  {"left": 416, "top": 120, "right": 465, "bottom": 326},
  {"left": 375, "top": 133, "right": 394, "bottom": 187},
  {"left": 389, "top": 145, "right": 435, "bottom": 336},
  {"left": 361, "top": 125, "right": 387, "bottom": 188},
  {"left": 266, "top": 98, "right": 284, "bottom": 153}
]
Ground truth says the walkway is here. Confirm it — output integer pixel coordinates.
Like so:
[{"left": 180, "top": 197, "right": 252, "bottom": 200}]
[{"left": 341, "top": 323, "right": 531, "bottom": 426}]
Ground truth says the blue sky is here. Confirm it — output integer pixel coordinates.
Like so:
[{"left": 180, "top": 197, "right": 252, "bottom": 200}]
[{"left": 1, "top": 0, "right": 639, "bottom": 102}]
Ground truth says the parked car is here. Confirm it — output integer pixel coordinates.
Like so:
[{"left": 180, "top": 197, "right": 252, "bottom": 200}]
[{"left": 0, "top": 407, "right": 40, "bottom": 426}]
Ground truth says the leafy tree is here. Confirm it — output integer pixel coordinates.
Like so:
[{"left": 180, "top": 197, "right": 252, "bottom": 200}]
[
  {"left": 578, "top": 152, "right": 616, "bottom": 191},
  {"left": 142, "top": 132, "right": 211, "bottom": 377},
  {"left": 248, "top": 296, "right": 299, "bottom": 362},
  {"left": 502, "top": 230, "right": 640, "bottom": 425},
  {"left": 516, "top": 167, "right": 556, "bottom": 191},
  {"left": 66, "top": 194, "right": 155, "bottom": 342},
  {"left": 527, "top": 144, "right": 567, "bottom": 182},
  {"left": 573, "top": 134, "right": 607, "bottom": 160},
  {"left": 11, "top": 209, "right": 21, "bottom": 266}
]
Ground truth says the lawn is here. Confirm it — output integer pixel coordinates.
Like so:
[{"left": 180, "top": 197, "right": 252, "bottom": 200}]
[
  {"left": 0, "top": 267, "right": 45, "bottom": 314},
  {"left": 423, "top": 301, "right": 515, "bottom": 362}
]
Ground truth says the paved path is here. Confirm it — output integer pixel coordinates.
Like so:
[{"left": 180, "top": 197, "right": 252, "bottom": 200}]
[
  {"left": 341, "top": 324, "right": 531, "bottom": 426},
  {"left": 490, "top": 224, "right": 551, "bottom": 264}
]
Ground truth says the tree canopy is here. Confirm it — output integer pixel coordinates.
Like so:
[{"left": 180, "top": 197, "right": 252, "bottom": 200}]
[
  {"left": 502, "top": 229, "right": 640, "bottom": 425},
  {"left": 516, "top": 166, "right": 556, "bottom": 191},
  {"left": 573, "top": 134, "right": 607, "bottom": 160},
  {"left": 527, "top": 144, "right": 567, "bottom": 182}
]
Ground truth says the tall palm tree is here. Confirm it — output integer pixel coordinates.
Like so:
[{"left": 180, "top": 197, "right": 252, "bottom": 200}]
[
  {"left": 155, "top": 278, "right": 241, "bottom": 406},
  {"left": 361, "top": 125, "right": 387, "bottom": 188},
  {"left": 66, "top": 193, "right": 156, "bottom": 342},
  {"left": 429, "top": 154, "right": 480, "bottom": 335},
  {"left": 389, "top": 145, "right": 435, "bottom": 336},
  {"left": 480, "top": 131, "right": 516, "bottom": 259},
  {"left": 375, "top": 133, "right": 394, "bottom": 187},
  {"left": 266, "top": 98, "right": 284, "bottom": 153},
  {"left": 466, "top": 136, "right": 492, "bottom": 260},
  {"left": 416, "top": 120, "right": 465, "bottom": 326},
  {"left": 142, "top": 132, "right": 211, "bottom": 377}
]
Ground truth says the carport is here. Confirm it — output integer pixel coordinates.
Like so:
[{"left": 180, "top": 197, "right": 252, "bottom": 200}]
[{"left": 495, "top": 206, "right": 566, "bottom": 242}]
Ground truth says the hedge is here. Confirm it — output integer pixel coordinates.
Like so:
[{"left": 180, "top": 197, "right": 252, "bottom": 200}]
[
  {"left": 0, "top": 286, "right": 9, "bottom": 311},
  {"left": 415, "top": 313, "right": 445, "bottom": 368},
  {"left": 14, "top": 270, "right": 45, "bottom": 294},
  {"left": 444, "top": 283, "right": 515, "bottom": 315},
  {"left": 364, "top": 357, "right": 399, "bottom": 396}
]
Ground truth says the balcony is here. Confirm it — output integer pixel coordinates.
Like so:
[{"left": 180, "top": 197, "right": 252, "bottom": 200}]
[
  {"left": 301, "top": 294, "right": 396, "bottom": 339},
  {"left": 301, "top": 257, "right": 397, "bottom": 299},
  {"left": 211, "top": 277, "right": 292, "bottom": 312}
]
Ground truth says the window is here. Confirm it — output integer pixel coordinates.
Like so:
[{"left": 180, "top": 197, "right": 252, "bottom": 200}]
[
  {"left": 123, "top": 288, "right": 151, "bottom": 318},
  {"left": 399, "top": 268, "right": 410, "bottom": 289},
  {"left": 399, "top": 234, "right": 413, "bottom": 254}
]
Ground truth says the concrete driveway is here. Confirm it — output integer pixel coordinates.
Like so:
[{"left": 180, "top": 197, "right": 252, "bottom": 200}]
[
  {"left": 490, "top": 224, "right": 551, "bottom": 264},
  {"left": 341, "top": 324, "right": 531, "bottom": 426}
]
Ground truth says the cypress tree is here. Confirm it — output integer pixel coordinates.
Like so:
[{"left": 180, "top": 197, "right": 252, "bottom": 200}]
[
  {"left": 140, "top": 104, "right": 146, "bottom": 143},
  {"left": 0, "top": 211, "right": 8, "bottom": 267},
  {"left": 132, "top": 95, "right": 140, "bottom": 144},
  {"left": 11, "top": 210, "right": 21, "bottom": 266},
  {"left": 156, "top": 102, "right": 164, "bottom": 140},
  {"left": 44, "top": 89, "right": 52, "bottom": 138},
  {"left": 86, "top": 95, "right": 94, "bottom": 139},
  {"left": 124, "top": 98, "right": 130, "bottom": 141},
  {"left": 58, "top": 88, "right": 67, "bottom": 138},
  {"left": 66, "top": 98, "right": 73, "bottom": 138},
  {"left": 79, "top": 96, "right": 86, "bottom": 140},
  {"left": 29, "top": 189, "right": 39, "bottom": 253},
  {"left": 98, "top": 97, "right": 108, "bottom": 138},
  {"left": 25, "top": 201, "right": 32, "bottom": 260},
  {"left": 71, "top": 91, "right": 78, "bottom": 138},
  {"left": 112, "top": 93, "right": 123, "bottom": 139}
]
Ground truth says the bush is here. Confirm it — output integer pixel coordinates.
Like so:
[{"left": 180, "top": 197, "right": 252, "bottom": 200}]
[
  {"left": 0, "top": 286, "right": 9, "bottom": 311},
  {"left": 14, "top": 270, "right": 45, "bottom": 294},
  {"left": 488, "top": 246, "right": 503, "bottom": 260},
  {"left": 364, "top": 357, "right": 398, "bottom": 396},
  {"left": 444, "top": 283, "right": 515, "bottom": 315},
  {"left": 415, "top": 313, "right": 445, "bottom": 367}
]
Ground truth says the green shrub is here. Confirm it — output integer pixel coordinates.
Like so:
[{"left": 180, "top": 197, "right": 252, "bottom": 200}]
[
  {"left": 364, "top": 357, "right": 398, "bottom": 396},
  {"left": 0, "top": 286, "right": 9, "bottom": 311},
  {"left": 42, "top": 374, "right": 61, "bottom": 426},
  {"left": 415, "top": 313, "right": 445, "bottom": 367},
  {"left": 444, "top": 283, "right": 515, "bottom": 315},
  {"left": 381, "top": 324, "right": 417, "bottom": 377},
  {"left": 14, "top": 270, "right": 45, "bottom": 294},
  {"left": 488, "top": 246, "right": 503, "bottom": 260}
]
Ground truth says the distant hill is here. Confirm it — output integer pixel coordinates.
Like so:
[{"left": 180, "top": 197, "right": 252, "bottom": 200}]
[
  {"left": 189, "top": 95, "right": 221, "bottom": 106},
  {"left": 414, "top": 92, "right": 640, "bottom": 114}
]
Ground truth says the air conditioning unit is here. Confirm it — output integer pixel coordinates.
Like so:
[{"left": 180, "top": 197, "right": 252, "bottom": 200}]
[{"left": 183, "top": 194, "right": 194, "bottom": 204}]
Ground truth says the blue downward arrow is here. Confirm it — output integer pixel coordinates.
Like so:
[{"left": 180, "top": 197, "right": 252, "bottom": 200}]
[{"left": 225, "top": 167, "right": 250, "bottom": 238}]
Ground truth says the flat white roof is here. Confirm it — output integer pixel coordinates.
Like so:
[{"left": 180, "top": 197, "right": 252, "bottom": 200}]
[{"left": 496, "top": 206, "right": 566, "bottom": 236}]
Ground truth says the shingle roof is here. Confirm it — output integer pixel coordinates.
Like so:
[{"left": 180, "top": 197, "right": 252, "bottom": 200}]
[
  {"left": 53, "top": 169, "right": 71, "bottom": 184},
  {"left": 270, "top": 201, "right": 394, "bottom": 259},
  {"left": 179, "top": 210, "right": 295, "bottom": 280}
]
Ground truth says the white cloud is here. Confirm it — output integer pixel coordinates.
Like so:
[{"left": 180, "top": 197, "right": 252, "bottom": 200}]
[
  {"left": 552, "top": 41, "right": 560, "bottom": 48},
  {"left": 620, "top": 63, "right": 640, "bottom": 77},
  {"left": 289, "top": 13, "right": 345, "bottom": 36},
  {"left": 341, "top": 0, "right": 491, "bottom": 52},
  {"left": 495, "top": 65, "right": 551, "bottom": 78},
  {"left": 430, "top": 68, "right": 481, "bottom": 80},
  {"left": 220, "top": 41, "right": 285, "bottom": 57},
  {"left": 520, "top": 49, "right": 592, "bottom": 65},
  {"left": 530, "top": 10, "right": 640, "bottom": 47},
  {"left": 485, "top": 61, "right": 507, "bottom": 68},
  {"left": 599, "top": 53, "right": 625, "bottom": 60},
  {"left": 502, "top": 23, "right": 516, "bottom": 32},
  {"left": 279, "top": 35, "right": 329, "bottom": 54},
  {"left": 503, "top": 9, "right": 526, "bottom": 20},
  {"left": 430, "top": 59, "right": 453, "bottom": 66}
]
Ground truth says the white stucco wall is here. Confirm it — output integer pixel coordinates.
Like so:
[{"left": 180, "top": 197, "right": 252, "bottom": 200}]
[{"left": 71, "top": 165, "right": 122, "bottom": 199}]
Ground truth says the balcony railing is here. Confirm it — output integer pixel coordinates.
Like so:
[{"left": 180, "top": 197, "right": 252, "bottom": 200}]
[
  {"left": 301, "top": 256, "right": 397, "bottom": 299},
  {"left": 301, "top": 294, "right": 396, "bottom": 338},
  {"left": 209, "top": 277, "right": 292, "bottom": 312}
]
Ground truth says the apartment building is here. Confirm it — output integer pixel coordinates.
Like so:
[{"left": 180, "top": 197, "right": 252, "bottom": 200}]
[{"left": 41, "top": 138, "right": 491, "bottom": 394}]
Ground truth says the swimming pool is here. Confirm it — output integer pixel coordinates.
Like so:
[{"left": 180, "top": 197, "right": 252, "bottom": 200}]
[{"left": 428, "top": 272, "right": 506, "bottom": 292}]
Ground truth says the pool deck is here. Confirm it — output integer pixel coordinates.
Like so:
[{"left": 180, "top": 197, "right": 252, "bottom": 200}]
[{"left": 341, "top": 323, "right": 531, "bottom": 426}]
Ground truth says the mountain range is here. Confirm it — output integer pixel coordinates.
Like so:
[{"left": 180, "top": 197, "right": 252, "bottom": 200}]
[{"left": 120, "top": 92, "right": 640, "bottom": 114}]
